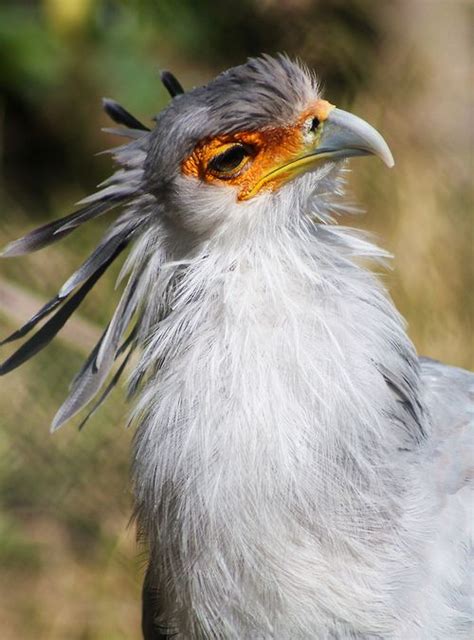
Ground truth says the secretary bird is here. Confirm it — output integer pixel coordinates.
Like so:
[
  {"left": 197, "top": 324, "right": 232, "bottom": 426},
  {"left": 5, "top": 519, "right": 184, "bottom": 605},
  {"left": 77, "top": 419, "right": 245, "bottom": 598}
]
[{"left": 1, "top": 55, "right": 472, "bottom": 639}]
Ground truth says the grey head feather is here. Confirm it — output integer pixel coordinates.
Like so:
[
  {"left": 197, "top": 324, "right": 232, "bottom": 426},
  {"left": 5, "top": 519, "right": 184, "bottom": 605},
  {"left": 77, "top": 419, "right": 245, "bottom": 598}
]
[{"left": 145, "top": 54, "right": 318, "bottom": 193}]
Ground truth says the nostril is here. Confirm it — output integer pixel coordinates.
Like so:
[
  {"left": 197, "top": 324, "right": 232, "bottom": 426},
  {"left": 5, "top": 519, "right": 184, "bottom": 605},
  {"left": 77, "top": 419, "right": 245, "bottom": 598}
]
[{"left": 310, "top": 117, "right": 320, "bottom": 133}]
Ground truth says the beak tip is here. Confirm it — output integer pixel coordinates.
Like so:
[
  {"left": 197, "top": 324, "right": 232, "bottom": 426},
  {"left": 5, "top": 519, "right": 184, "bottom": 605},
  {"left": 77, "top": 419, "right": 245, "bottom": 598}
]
[
  {"left": 384, "top": 154, "right": 395, "bottom": 169},
  {"left": 377, "top": 143, "right": 394, "bottom": 168},
  {"left": 374, "top": 136, "right": 394, "bottom": 169},
  {"left": 326, "top": 108, "right": 395, "bottom": 170}
]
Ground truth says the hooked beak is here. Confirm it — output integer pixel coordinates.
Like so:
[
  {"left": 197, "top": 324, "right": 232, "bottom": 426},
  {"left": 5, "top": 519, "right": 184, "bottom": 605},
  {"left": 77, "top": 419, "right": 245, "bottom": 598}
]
[
  {"left": 310, "top": 105, "right": 394, "bottom": 168},
  {"left": 248, "top": 102, "right": 394, "bottom": 198}
]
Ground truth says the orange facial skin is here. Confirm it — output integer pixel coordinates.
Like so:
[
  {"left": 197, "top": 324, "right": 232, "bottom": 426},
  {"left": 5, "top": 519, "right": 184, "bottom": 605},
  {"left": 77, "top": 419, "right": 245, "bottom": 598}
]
[{"left": 181, "top": 99, "right": 335, "bottom": 201}]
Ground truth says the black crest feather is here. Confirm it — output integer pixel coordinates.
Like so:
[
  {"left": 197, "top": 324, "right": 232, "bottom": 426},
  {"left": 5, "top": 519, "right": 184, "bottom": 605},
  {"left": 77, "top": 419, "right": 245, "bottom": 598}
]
[
  {"left": 102, "top": 98, "right": 150, "bottom": 131},
  {"left": 1, "top": 90, "right": 152, "bottom": 429},
  {"left": 160, "top": 70, "right": 185, "bottom": 98},
  {"left": 0, "top": 241, "right": 128, "bottom": 376}
]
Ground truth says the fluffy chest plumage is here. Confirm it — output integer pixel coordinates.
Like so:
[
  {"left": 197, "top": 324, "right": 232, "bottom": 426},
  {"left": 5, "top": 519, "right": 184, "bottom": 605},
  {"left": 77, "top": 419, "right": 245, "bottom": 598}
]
[
  {"left": 134, "top": 242, "right": 405, "bottom": 493},
  {"left": 131, "top": 238, "right": 431, "bottom": 637}
]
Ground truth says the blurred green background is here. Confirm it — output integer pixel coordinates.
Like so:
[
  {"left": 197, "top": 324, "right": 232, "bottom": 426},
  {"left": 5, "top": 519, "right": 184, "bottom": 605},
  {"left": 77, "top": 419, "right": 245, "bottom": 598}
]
[{"left": 0, "top": 1, "right": 472, "bottom": 638}]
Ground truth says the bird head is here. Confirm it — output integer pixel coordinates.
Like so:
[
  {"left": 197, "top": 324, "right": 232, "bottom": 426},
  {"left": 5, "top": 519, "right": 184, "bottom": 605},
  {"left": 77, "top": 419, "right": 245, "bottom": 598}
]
[
  {"left": 145, "top": 55, "right": 393, "bottom": 235},
  {"left": 0, "top": 54, "right": 395, "bottom": 430}
]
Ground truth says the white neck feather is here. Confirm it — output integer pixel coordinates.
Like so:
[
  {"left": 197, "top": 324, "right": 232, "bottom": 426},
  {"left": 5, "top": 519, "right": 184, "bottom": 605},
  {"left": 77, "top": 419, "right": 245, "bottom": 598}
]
[{"left": 130, "top": 173, "right": 428, "bottom": 636}]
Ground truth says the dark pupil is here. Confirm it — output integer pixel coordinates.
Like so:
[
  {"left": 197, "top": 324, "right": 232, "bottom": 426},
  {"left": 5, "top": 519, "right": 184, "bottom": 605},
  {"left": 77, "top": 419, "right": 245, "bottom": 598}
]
[
  {"left": 210, "top": 145, "right": 246, "bottom": 173},
  {"left": 310, "top": 117, "right": 320, "bottom": 132}
]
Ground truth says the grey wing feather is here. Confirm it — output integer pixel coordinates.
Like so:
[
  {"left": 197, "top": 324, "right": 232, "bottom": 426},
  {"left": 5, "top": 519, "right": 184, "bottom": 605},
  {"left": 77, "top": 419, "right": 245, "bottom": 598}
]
[
  {"left": 421, "top": 357, "right": 474, "bottom": 494},
  {"left": 420, "top": 357, "right": 473, "bottom": 626}
]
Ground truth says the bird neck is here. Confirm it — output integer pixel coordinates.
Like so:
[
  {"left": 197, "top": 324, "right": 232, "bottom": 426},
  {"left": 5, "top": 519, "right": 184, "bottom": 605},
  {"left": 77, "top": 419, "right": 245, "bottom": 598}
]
[{"left": 132, "top": 197, "right": 426, "bottom": 550}]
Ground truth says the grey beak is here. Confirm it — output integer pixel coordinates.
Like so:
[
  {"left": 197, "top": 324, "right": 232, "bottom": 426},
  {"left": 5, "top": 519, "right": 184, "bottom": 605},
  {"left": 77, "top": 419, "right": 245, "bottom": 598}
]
[{"left": 315, "top": 108, "right": 394, "bottom": 168}]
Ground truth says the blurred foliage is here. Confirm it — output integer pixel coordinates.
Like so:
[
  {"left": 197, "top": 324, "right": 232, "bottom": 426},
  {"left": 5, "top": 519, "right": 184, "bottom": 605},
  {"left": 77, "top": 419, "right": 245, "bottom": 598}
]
[{"left": 0, "top": 0, "right": 472, "bottom": 638}]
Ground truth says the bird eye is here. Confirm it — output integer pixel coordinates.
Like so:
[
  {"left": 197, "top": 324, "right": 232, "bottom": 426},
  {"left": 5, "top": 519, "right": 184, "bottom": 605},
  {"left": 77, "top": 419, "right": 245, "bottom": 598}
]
[
  {"left": 304, "top": 116, "right": 320, "bottom": 136},
  {"left": 208, "top": 144, "right": 250, "bottom": 177}
]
